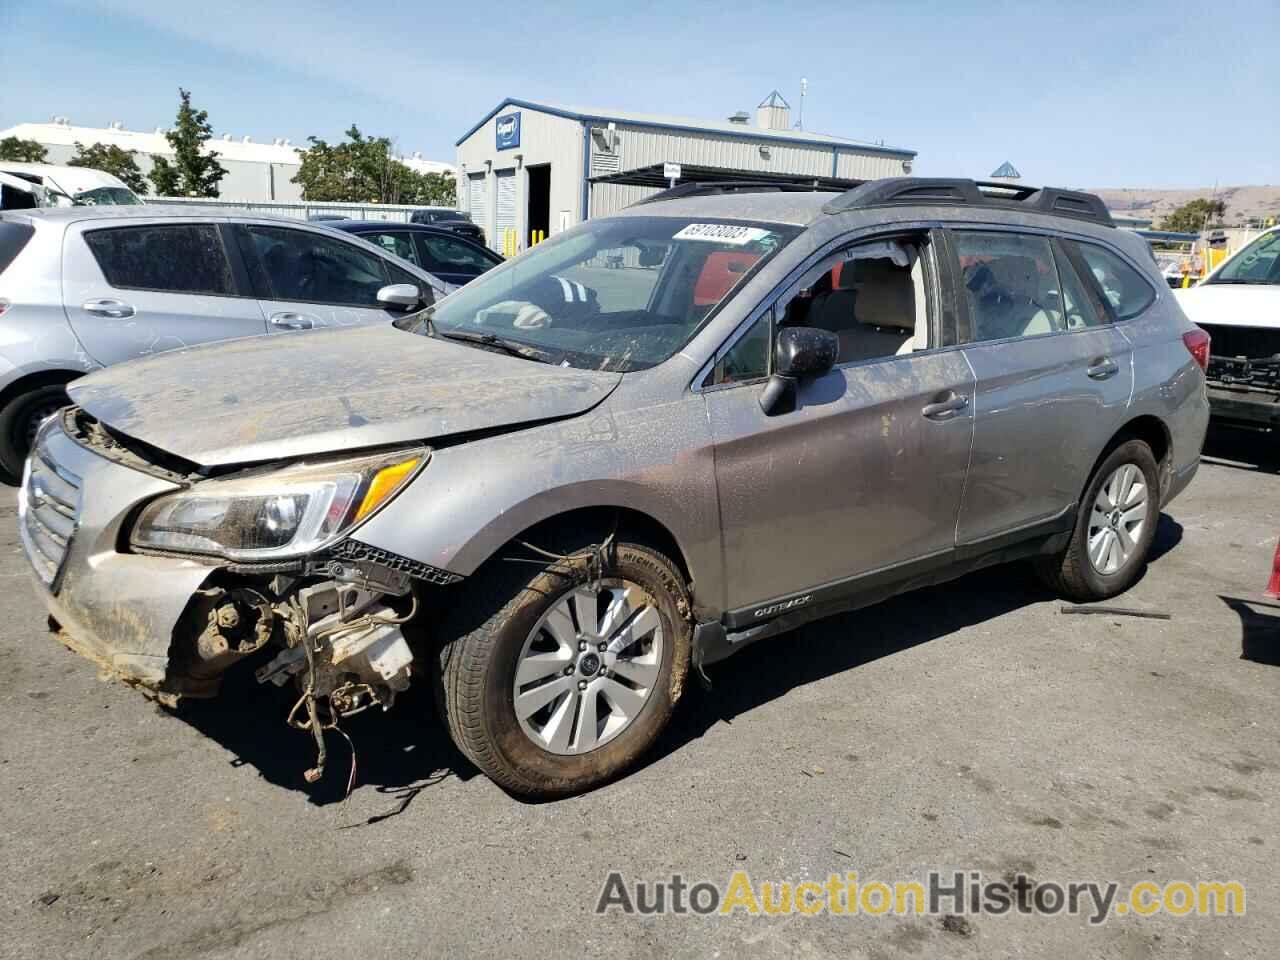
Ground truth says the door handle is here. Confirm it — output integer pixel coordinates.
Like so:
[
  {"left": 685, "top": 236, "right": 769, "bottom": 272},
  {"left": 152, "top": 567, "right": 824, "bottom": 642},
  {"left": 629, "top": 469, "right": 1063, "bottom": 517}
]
[
  {"left": 1087, "top": 357, "right": 1120, "bottom": 380},
  {"left": 922, "top": 392, "right": 969, "bottom": 420},
  {"left": 81, "top": 298, "right": 134, "bottom": 319},
  {"left": 269, "top": 312, "right": 316, "bottom": 331}
]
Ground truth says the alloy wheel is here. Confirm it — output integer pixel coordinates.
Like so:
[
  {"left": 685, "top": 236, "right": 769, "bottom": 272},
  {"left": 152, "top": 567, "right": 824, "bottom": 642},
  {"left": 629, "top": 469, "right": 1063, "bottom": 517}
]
[
  {"left": 1087, "top": 463, "right": 1149, "bottom": 575},
  {"left": 512, "top": 579, "right": 664, "bottom": 755}
]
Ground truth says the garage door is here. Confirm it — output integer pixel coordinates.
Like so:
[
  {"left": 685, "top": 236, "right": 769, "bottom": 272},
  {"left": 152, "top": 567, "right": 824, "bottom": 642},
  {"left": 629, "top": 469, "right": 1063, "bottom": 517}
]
[
  {"left": 468, "top": 173, "right": 487, "bottom": 242},
  {"left": 494, "top": 170, "right": 516, "bottom": 253}
]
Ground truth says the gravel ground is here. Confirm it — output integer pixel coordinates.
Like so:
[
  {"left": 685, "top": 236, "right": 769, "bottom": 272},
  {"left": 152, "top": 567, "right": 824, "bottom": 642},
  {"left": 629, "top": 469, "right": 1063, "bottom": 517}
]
[{"left": 1, "top": 425, "right": 1277, "bottom": 960}]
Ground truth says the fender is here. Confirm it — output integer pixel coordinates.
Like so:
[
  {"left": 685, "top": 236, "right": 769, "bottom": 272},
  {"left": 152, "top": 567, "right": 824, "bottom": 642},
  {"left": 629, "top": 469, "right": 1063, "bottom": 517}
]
[{"left": 350, "top": 392, "right": 726, "bottom": 607}]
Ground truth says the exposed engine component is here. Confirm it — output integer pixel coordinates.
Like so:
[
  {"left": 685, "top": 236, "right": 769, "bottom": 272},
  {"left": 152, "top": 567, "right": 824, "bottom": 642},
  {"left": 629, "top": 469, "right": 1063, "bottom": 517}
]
[
  {"left": 255, "top": 583, "right": 415, "bottom": 702},
  {"left": 166, "top": 555, "right": 421, "bottom": 788},
  {"left": 166, "top": 587, "right": 277, "bottom": 698},
  {"left": 256, "top": 576, "right": 417, "bottom": 785}
]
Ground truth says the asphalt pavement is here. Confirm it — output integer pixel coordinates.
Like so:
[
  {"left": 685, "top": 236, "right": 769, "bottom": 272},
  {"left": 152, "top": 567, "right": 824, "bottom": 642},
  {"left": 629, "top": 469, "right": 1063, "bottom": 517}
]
[{"left": 1, "top": 425, "right": 1277, "bottom": 959}]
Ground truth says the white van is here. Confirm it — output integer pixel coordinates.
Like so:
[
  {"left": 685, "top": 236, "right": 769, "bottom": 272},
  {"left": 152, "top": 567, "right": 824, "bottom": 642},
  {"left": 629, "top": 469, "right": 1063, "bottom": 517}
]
[{"left": 0, "top": 163, "right": 143, "bottom": 210}]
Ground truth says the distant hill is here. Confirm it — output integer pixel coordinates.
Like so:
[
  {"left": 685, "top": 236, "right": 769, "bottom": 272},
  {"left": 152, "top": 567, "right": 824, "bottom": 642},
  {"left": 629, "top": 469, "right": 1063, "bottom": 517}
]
[{"left": 1092, "top": 185, "right": 1280, "bottom": 227}]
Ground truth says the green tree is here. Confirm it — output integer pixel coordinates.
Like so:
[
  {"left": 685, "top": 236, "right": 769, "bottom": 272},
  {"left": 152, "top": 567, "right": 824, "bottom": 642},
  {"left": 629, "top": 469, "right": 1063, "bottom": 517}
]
[
  {"left": 406, "top": 170, "right": 457, "bottom": 207},
  {"left": 1160, "top": 198, "right": 1227, "bottom": 233},
  {"left": 67, "top": 142, "right": 149, "bottom": 195},
  {"left": 293, "top": 125, "right": 455, "bottom": 206},
  {"left": 0, "top": 137, "right": 49, "bottom": 162},
  {"left": 147, "top": 156, "right": 180, "bottom": 196},
  {"left": 148, "top": 88, "right": 227, "bottom": 197}
]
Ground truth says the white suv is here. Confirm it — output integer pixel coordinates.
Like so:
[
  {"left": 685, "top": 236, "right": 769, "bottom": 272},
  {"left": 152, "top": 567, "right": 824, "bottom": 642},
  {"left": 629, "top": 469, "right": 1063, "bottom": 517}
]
[{"left": 1175, "top": 227, "right": 1280, "bottom": 430}]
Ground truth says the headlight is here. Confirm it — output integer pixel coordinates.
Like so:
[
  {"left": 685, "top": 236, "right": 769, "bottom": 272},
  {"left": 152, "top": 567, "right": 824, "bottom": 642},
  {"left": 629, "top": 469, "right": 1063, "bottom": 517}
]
[{"left": 131, "top": 448, "right": 426, "bottom": 561}]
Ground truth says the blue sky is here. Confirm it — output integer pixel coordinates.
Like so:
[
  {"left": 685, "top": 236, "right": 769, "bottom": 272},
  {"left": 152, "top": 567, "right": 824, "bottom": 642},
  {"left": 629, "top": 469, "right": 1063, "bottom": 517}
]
[{"left": 3, "top": 0, "right": 1275, "bottom": 188}]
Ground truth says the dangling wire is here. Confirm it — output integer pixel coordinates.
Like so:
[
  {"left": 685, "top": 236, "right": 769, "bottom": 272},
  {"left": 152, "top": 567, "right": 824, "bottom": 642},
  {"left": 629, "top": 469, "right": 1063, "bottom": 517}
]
[{"left": 509, "top": 517, "right": 619, "bottom": 592}]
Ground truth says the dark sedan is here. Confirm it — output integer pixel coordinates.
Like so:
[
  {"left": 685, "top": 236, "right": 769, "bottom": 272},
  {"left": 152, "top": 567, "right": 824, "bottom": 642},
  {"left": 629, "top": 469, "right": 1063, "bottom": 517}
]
[
  {"left": 328, "top": 220, "right": 502, "bottom": 290},
  {"left": 410, "top": 207, "right": 486, "bottom": 244}
]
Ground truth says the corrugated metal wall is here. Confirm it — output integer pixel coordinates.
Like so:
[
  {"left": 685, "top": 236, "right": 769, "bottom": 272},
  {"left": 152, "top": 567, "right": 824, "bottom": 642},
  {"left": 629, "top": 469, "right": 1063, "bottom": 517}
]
[
  {"left": 587, "top": 123, "right": 909, "bottom": 217},
  {"left": 142, "top": 197, "right": 420, "bottom": 221},
  {"left": 612, "top": 125, "right": 835, "bottom": 178}
]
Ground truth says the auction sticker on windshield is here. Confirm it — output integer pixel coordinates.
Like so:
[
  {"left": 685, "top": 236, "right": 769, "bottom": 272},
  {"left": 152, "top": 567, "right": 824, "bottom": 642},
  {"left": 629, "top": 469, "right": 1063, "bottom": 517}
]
[{"left": 673, "top": 223, "right": 773, "bottom": 245}]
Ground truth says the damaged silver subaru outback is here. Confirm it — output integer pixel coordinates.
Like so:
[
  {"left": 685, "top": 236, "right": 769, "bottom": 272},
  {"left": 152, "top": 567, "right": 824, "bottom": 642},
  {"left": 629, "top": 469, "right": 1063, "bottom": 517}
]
[{"left": 21, "top": 179, "right": 1210, "bottom": 797}]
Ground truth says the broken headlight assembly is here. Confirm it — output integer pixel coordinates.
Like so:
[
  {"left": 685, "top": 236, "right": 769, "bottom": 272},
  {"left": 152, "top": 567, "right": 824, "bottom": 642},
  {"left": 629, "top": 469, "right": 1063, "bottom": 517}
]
[{"left": 130, "top": 448, "right": 426, "bottom": 561}]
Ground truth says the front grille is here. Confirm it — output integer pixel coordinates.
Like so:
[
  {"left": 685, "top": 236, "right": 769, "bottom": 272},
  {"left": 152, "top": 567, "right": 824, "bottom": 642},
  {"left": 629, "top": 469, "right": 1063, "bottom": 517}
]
[{"left": 19, "top": 431, "right": 83, "bottom": 589}]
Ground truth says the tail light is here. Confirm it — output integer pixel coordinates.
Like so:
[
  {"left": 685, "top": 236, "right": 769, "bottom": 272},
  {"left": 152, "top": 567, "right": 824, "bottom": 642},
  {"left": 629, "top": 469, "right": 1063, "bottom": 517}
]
[
  {"left": 1267, "top": 540, "right": 1280, "bottom": 599},
  {"left": 1182, "top": 328, "right": 1210, "bottom": 372}
]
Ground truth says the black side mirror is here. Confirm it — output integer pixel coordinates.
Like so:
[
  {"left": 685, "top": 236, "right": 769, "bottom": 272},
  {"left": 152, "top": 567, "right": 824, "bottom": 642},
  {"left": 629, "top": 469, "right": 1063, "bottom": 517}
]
[{"left": 759, "top": 327, "right": 839, "bottom": 415}]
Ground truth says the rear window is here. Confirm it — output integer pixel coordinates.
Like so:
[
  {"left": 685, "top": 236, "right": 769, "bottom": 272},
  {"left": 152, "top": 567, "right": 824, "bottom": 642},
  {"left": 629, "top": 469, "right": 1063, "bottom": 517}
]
[
  {"left": 0, "top": 221, "right": 35, "bottom": 275},
  {"left": 84, "top": 224, "right": 236, "bottom": 295}
]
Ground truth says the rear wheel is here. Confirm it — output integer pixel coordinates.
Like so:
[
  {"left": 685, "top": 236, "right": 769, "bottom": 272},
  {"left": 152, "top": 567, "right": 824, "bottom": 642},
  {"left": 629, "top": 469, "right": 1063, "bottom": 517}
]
[
  {"left": 435, "top": 539, "right": 691, "bottom": 798},
  {"left": 1035, "top": 439, "right": 1160, "bottom": 601},
  {"left": 0, "top": 384, "right": 70, "bottom": 478}
]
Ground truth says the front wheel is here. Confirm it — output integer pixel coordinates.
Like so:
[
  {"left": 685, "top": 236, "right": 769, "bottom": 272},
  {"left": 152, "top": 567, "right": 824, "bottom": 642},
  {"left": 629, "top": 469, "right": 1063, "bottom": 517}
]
[
  {"left": 435, "top": 540, "right": 691, "bottom": 798},
  {"left": 1035, "top": 439, "right": 1160, "bottom": 601},
  {"left": 0, "top": 384, "right": 70, "bottom": 478}
]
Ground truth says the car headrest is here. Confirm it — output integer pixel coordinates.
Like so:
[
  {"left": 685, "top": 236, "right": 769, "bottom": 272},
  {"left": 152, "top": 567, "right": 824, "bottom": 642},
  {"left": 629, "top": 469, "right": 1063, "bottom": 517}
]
[{"left": 853, "top": 260, "right": 915, "bottom": 330}]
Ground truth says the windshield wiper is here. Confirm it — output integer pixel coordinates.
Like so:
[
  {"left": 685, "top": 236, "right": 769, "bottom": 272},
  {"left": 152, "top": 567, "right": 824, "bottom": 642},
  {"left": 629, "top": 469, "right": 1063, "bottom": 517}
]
[
  {"left": 434, "top": 328, "right": 556, "bottom": 364},
  {"left": 1209, "top": 278, "right": 1276, "bottom": 285}
]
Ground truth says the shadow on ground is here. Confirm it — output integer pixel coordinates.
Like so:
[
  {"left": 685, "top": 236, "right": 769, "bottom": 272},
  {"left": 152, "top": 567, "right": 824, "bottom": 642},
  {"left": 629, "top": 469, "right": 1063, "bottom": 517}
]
[
  {"left": 1202, "top": 424, "right": 1280, "bottom": 474},
  {"left": 174, "top": 515, "right": 1185, "bottom": 808},
  {"left": 1221, "top": 596, "right": 1280, "bottom": 666},
  {"left": 177, "top": 672, "right": 472, "bottom": 817}
]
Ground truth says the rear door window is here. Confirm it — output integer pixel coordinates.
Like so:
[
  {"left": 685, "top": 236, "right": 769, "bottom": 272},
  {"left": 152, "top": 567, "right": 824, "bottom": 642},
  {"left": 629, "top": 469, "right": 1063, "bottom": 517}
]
[
  {"left": 952, "top": 231, "right": 1064, "bottom": 342},
  {"left": 360, "top": 230, "right": 423, "bottom": 268},
  {"left": 83, "top": 224, "right": 236, "bottom": 295},
  {"left": 1053, "top": 241, "right": 1107, "bottom": 329},
  {"left": 416, "top": 234, "right": 497, "bottom": 273},
  {"left": 241, "top": 225, "right": 390, "bottom": 306},
  {"left": 1071, "top": 242, "right": 1156, "bottom": 319}
]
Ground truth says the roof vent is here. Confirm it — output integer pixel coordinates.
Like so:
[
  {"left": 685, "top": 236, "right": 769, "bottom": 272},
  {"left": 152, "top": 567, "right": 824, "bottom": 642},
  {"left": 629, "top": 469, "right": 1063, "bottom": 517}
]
[
  {"left": 109, "top": 120, "right": 123, "bottom": 130},
  {"left": 242, "top": 135, "right": 253, "bottom": 143},
  {"left": 222, "top": 133, "right": 232, "bottom": 141},
  {"left": 728, "top": 111, "right": 750, "bottom": 124}
]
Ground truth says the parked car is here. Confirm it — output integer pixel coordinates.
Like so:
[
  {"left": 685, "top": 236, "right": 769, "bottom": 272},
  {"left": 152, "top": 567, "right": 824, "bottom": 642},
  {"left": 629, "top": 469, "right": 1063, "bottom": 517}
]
[
  {"left": 410, "top": 207, "right": 485, "bottom": 244},
  {"left": 20, "top": 178, "right": 1209, "bottom": 798},
  {"left": 0, "top": 206, "right": 444, "bottom": 475},
  {"left": 326, "top": 220, "right": 502, "bottom": 290},
  {"left": 1174, "top": 226, "right": 1280, "bottom": 431},
  {"left": 0, "top": 162, "right": 143, "bottom": 209}
]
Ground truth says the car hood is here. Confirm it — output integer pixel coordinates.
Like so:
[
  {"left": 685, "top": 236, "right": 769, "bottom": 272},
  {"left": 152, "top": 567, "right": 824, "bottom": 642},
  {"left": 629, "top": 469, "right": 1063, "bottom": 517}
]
[
  {"left": 1174, "top": 284, "right": 1280, "bottom": 330},
  {"left": 68, "top": 324, "right": 622, "bottom": 467}
]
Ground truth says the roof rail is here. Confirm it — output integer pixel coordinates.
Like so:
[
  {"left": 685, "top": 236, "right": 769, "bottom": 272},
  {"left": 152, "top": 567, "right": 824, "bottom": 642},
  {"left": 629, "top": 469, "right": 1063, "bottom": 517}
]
[
  {"left": 821, "top": 178, "right": 1114, "bottom": 226},
  {"left": 633, "top": 180, "right": 846, "bottom": 206}
]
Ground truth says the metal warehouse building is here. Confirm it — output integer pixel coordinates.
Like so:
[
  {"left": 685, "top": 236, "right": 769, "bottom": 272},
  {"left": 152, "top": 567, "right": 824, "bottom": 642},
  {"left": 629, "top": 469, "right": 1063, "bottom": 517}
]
[{"left": 455, "top": 92, "right": 916, "bottom": 252}]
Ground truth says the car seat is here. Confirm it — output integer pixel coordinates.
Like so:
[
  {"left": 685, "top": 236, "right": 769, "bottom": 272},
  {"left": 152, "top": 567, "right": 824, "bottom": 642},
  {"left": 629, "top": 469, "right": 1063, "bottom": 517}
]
[{"left": 810, "top": 258, "right": 915, "bottom": 363}]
